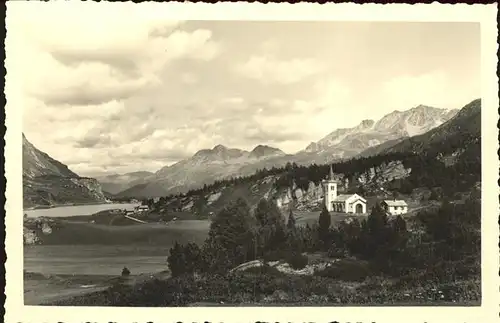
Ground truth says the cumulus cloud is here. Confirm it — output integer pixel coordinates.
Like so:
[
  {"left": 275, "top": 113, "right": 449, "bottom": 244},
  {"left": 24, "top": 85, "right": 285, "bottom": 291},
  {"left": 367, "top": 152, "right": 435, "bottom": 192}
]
[
  {"left": 235, "top": 55, "right": 323, "bottom": 84},
  {"left": 9, "top": 3, "right": 220, "bottom": 107}
]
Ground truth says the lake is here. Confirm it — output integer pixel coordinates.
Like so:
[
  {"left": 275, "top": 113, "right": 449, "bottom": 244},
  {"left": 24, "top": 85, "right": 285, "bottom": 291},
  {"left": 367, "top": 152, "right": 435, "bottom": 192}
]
[
  {"left": 24, "top": 203, "right": 141, "bottom": 218},
  {"left": 22, "top": 204, "right": 207, "bottom": 304},
  {"left": 24, "top": 244, "right": 170, "bottom": 305},
  {"left": 24, "top": 244, "right": 169, "bottom": 276}
]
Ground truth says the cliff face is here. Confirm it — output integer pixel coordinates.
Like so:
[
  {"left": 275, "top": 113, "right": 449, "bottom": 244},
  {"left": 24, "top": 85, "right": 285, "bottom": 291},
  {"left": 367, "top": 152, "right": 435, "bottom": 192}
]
[
  {"left": 71, "top": 177, "right": 105, "bottom": 199},
  {"left": 272, "top": 161, "right": 411, "bottom": 211},
  {"left": 24, "top": 175, "right": 107, "bottom": 208},
  {"left": 23, "top": 135, "right": 106, "bottom": 208}
]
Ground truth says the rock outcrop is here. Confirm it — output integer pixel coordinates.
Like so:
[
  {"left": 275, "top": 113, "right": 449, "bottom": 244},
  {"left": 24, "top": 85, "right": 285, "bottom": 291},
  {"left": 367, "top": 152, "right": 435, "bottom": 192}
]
[{"left": 23, "top": 135, "right": 106, "bottom": 208}]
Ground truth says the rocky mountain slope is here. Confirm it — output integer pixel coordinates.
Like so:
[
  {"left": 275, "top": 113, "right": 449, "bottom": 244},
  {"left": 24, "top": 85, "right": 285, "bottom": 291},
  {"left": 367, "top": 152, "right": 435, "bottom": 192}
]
[
  {"left": 23, "top": 135, "right": 106, "bottom": 208},
  {"left": 23, "top": 134, "right": 78, "bottom": 179},
  {"left": 361, "top": 99, "right": 480, "bottom": 167},
  {"left": 117, "top": 144, "right": 287, "bottom": 198},
  {"left": 304, "top": 105, "right": 458, "bottom": 157},
  {"left": 379, "top": 99, "right": 480, "bottom": 156},
  {"left": 116, "top": 104, "right": 458, "bottom": 198}
]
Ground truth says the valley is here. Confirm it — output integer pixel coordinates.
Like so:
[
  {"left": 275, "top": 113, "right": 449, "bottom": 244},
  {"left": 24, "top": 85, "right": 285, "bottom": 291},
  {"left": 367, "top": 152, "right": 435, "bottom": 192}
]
[{"left": 22, "top": 99, "right": 482, "bottom": 306}]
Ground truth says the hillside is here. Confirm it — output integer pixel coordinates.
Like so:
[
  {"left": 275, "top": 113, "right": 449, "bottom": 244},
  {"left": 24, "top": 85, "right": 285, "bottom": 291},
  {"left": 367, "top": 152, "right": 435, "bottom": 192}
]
[
  {"left": 96, "top": 171, "right": 155, "bottom": 194},
  {"left": 23, "top": 135, "right": 106, "bottom": 208},
  {"left": 140, "top": 99, "right": 480, "bottom": 218},
  {"left": 117, "top": 104, "right": 457, "bottom": 198},
  {"left": 23, "top": 134, "right": 78, "bottom": 179}
]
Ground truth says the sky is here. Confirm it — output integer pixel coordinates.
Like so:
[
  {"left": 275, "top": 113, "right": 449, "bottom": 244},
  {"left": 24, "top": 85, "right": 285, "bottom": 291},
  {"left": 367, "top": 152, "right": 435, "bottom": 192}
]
[{"left": 7, "top": 3, "right": 481, "bottom": 177}]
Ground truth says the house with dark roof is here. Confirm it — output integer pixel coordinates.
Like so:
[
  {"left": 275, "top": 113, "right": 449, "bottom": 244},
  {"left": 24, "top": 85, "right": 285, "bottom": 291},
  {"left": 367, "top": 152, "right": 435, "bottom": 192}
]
[{"left": 381, "top": 200, "right": 408, "bottom": 215}]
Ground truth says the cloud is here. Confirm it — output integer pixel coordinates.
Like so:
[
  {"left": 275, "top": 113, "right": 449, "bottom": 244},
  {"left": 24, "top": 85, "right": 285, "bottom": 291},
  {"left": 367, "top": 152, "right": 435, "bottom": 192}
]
[
  {"left": 244, "top": 128, "right": 306, "bottom": 143},
  {"left": 9, "top": 4, "right": 220, "bottom": 107},
  {"left": 378, "top": 71, "right": 479, "bottom": 113},
  {"left": 13, "top": 16, "right": 479, "bottom": 176},
  {"left": 381, "top": 71, "right": 448, "bottom": 109},
  {"left": 221, "top": 97, "right": 245, "bottom": 105},
  {"left": 32, "top": 63, "right": 154, "bottom": 106},
  {"left": 235, "top": 55, "right": 323, "bottom": 84},
  {"left": 180, "top": 72, "right": 199, "bottom": 84},
  {"left": 312, "top": 77, "right": 352, "bottom": 109}
]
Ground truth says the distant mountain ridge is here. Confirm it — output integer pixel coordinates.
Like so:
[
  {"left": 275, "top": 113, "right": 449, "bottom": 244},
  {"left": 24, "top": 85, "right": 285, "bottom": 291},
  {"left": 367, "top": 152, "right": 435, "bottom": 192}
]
[
  {"left": 115, "top": 103, "right": 459, "bottom": 198},
  {"left": 118, "top": 144, "right": 287, "bottom": 197},
  {"left": 304, "top": 105, "right": 458, "bottom": 156},
  {"left": 23, "top": 135, "right": 106, "bottom": 208},
  {"left": 96, "top": 171, "right": 155, "bottom": 195},
  {"left": 378, "top": 99, "right": 480, "bottom": 156}
]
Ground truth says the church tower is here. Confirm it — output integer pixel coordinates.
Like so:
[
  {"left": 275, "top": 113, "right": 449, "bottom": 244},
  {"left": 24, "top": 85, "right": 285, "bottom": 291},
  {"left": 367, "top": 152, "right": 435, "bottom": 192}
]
[{"left": 322, "top": 165, "right": 339, "bottom": 212}]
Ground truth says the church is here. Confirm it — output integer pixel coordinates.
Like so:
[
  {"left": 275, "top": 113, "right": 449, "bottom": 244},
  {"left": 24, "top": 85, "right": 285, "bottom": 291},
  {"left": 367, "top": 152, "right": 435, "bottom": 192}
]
[{"left": 322, "top": 165, "right": 367, "bottom": 214}]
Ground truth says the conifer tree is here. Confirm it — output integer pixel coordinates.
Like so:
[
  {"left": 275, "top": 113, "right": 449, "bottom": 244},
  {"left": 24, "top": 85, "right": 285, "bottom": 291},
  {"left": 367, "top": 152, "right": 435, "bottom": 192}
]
[
  {"left": 318, "top": 204, "right": 331, "bottom": 247},
  {"left": 287, "top": 208, "right": 296, "bottom": 230},
  {"left": 206, "top": 198, "right": 256, "bottom": 270}
]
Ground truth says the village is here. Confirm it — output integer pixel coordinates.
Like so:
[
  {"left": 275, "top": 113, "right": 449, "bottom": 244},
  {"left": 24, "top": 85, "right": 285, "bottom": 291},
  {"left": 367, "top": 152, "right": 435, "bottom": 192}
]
[
  {"left": 92, "top": 164, "right": 411, "bottom": 229},
  {"left": 321, "top": 165, "right": 408, "bottom": 217},
  {"left": 100, "top": 164, "right": 410, "bottom": 228},
  {"left": 23, "top": 163, "right": 412, "bottom": 246}
]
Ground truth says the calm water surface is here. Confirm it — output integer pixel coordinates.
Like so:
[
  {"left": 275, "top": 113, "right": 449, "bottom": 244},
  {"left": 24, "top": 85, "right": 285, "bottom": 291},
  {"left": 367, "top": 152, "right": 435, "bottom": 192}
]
[
  {"left": 24, "top": 244, "right": 169, "bottom": 276},
  {"left": 24, "top": 203, "right": 140, "bottom": 218}
]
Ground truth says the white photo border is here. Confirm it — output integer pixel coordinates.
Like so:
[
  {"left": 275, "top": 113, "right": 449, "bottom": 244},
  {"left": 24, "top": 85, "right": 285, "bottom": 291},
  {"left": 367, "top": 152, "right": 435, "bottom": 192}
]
[{"left": 4, "top": 2, "right": 499, "bottom": 323}]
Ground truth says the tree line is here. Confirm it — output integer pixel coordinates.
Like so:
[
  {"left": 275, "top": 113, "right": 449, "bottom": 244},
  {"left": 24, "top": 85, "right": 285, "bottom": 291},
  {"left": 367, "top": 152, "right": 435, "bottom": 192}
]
[
  {"left": 167, "top": 190, "right": 480, "bottom": 282},
  {"left": 141, "top": 142, "right": 480, "bottom": 215}
]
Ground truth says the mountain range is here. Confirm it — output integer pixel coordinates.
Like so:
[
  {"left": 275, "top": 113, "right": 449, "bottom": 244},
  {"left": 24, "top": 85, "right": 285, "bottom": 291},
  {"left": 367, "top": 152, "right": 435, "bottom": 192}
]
[
  {"left": 109, "top": 104, "right": 458, "bottom": 198},
  {"left": 22, "top": 99, "right": 479, "bottom": 209},
  {"left": 23, "top": 134, "right": 106, "bottom": 208},
  {"left": 115, "top": 144, "right": 288, "bottom": 197},
  {"left": 140, "top": 98, "right": 482, "bottom": 217},
  {"left": 303, "top": 105, "right": 458, "bottom": 155}
]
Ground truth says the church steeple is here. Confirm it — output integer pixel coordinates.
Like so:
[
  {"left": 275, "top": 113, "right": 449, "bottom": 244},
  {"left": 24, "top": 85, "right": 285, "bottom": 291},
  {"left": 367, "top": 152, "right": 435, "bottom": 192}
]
[{"left": 323, "top": 164, "right": 338, "bottom": 212}]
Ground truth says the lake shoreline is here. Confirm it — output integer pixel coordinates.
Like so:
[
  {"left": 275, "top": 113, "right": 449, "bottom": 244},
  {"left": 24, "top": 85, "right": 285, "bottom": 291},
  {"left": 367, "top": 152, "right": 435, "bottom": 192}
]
[
  {"left": 23, "top": 202, "right": 142, "bottom": 219},
  {"left": 24, "top": 200, "right": 139, "bottom": 212}
]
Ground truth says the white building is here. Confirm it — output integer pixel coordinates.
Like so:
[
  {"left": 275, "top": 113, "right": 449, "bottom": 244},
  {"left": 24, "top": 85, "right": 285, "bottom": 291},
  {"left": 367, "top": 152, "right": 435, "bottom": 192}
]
[
  {"left": 135, "top": 205, "right": 150, "bottom": 213},
  {"left": 381, "top": 200, "right": 408, "bottom": 215},
  {"left": 322, "top": 166, "right": 367, "bottom": 214}
]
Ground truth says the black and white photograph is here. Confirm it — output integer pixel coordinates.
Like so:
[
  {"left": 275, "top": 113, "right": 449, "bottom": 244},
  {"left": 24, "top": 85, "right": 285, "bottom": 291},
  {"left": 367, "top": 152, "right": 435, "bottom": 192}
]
[{"left": 4, "top": 2, "right": 499, "bottom": 322}]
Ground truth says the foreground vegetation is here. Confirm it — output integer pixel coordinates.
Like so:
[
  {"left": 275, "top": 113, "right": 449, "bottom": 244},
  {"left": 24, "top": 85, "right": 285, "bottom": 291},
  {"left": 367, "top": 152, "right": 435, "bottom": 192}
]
[{"left": 51, "top": 187, "right": 481, "bottom": 306}]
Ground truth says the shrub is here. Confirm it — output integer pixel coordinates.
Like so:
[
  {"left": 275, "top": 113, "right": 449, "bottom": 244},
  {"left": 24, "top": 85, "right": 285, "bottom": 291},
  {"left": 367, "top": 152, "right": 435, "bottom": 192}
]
[
  {"left": 327, "top": 246, "right": 347, "bottom": 258},
  {"left": 315, "top": 259, "right": 373, "bottom": 282},
  {"left": 287, "top": 253, "right": 309, "bottom": 270},
  {"left": 121, "top": 267, "right": 130, "bottom": 276},
  {"left": 168, "top": 242, "right": 204, "bottom": 277}
]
